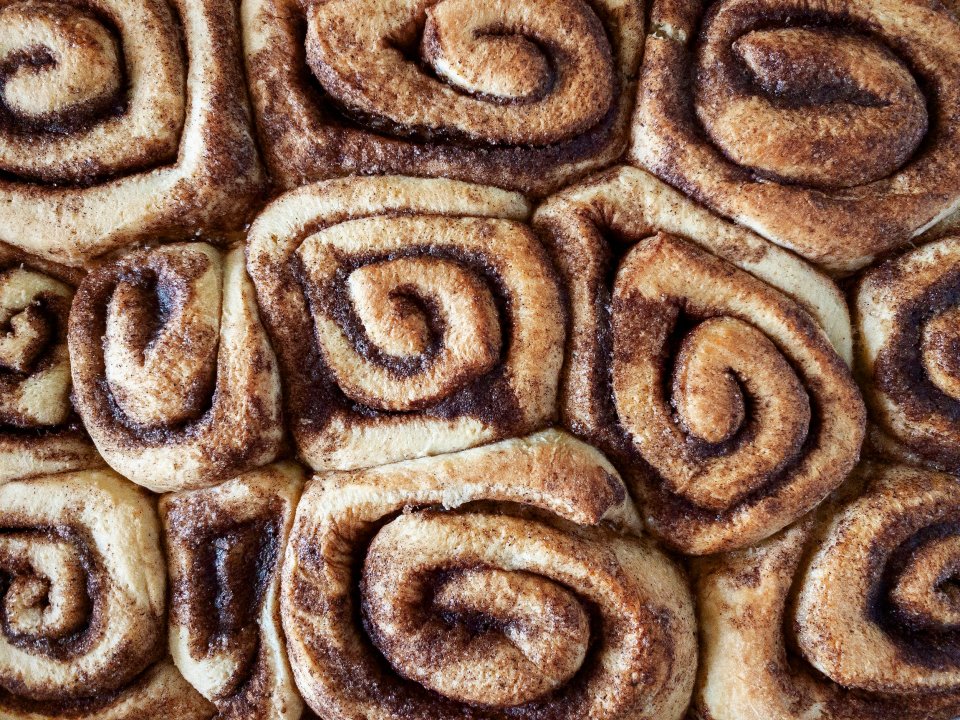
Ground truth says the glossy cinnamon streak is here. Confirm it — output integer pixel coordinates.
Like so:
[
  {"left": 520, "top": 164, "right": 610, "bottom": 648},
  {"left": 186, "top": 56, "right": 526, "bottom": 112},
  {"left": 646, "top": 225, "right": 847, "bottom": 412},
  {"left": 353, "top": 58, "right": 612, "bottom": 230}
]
[
  {"left": 0, "top": 0, "right": 264, "bottom": 266},
  {"left": 281, "top": 430, "right": 697, "bottom": 720},
  {"left": 0, "top": 469, "right": 214, "bottom": 719},
  {"left": 695, "top": 463, "right": 960, "bottom": 720},
  {"left": 631, "top": 0, "right": 960, "bottom": 273},
  {"left": 242, "top": 0, "right": 644, "bottom": 196},
  {"left": 535, "top": 166, "right": 864, "bottom": 554},
  {"left": 246, "top": 175, "right": 565, "bottom": 471}
]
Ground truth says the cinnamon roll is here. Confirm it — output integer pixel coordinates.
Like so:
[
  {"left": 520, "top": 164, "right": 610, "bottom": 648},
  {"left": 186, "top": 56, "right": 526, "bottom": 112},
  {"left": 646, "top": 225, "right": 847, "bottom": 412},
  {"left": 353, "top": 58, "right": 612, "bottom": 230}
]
[
  {"left": 161, "top": 462, "right": 305, "bottom": 720},
  {"left": 0, "top": 0, "right": 263, "bottom": 266},
  {"left": 694, "top": 463, "right": 960, "bottom": 720},
  {"left": 70, "top": 242, "right": 284, "bottom": 492},
  {"left": 0, "top": 468, "right": 214, "bottom": 719},
  {"left": 242, "top": 0, "right": 643, "bottom": 196},
  {"left": 631, "top": 0, "right": 960, "bottom": 273},
  {"left": 0, "top": 243, "right": 98, "bottom": 483},
  {"left": 534, "top": 166, "right": 865, "bottom": 554},
  {"left": 246, "top": 176, "right": 564, "bottom": 471},
  {"left": 280, "top": 430, "right": 697, "bottom": 720},
  {"left": 855, "top": 236, "right": 960, "bottom": 474}
]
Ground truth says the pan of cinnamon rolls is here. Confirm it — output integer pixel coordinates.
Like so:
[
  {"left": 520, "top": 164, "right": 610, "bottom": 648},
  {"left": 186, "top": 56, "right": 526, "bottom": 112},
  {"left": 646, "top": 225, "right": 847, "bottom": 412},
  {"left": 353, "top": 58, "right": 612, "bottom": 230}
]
[{"left": 3, "top": 0, "right": 960, "bottom": 718}]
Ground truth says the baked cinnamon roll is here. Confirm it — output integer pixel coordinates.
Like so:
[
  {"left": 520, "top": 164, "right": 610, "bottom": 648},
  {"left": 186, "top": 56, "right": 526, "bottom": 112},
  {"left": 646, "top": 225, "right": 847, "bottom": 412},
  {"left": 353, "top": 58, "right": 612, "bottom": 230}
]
[
  {"left": 0, "top": 0, "right": 263, "bottom": 266},
  {"left": 242, "top": 0, "right": 643, "bottom": 196},
  {"left": 535, "top": 166, "right": 865, "bottom": 554},
  {"left": 246, "top": 176, "right": 564, "bottom": 471},
  {"left": 70, "top": 243, "right": 284, "bottom": 492},
  {"left": 694, "top": 463, "right": 960, "bottom": 720},
  {"left": 0, "top": 469, "right": 214, "bottom": 719},
  {"left": 0, "top": 243, "right": 98, "bottom": 483},
  {"left": 631, "top": 0, "right": 960, "bottom": 273},
  {"left": 855, "top": 236, "right": 960, "bottom": 474},
  {"left": 161, "top": 462, "right": 305, "bottom": 720},
  {"left": 281, "top": 430, "right": 697, "bottom": 720}
]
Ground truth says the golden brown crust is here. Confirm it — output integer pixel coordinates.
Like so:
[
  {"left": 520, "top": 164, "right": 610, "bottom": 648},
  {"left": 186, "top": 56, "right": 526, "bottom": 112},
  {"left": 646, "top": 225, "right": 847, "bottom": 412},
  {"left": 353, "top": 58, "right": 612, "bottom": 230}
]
[
  {"left": 534, "top": 166, "right": 865, "bottom": 554},
  {"left": 0, "top": 469, "right": 214, "bottom": 720},
  {"left": 242, "top": 0, "right": 643, "bottom": 197},
  {"left": 69, "top": 242, "right": 284, "bottom": 492},
  {"left": 280, "top": 430, "right": 697, "bottom": 720},
  {"left": 161, "top": 462, "right": 306, "bottom": 720},
  {"left": 630, "top": 0, "right": 960, "bottom": 273},
  {"left": 0, "top": 242, "right": 99, "bottom": 483},
  {"left": 0, "top": 0, "right": 264, "bottom": 266},
  {"left": 694, "top": 463, "right": 960, "bottom": 720},
  {"left": 246, "top": 175, "right": 565, "bottom": 471},
  {"left": 854, "top": 235, "right": 960, "bottom": 474}
]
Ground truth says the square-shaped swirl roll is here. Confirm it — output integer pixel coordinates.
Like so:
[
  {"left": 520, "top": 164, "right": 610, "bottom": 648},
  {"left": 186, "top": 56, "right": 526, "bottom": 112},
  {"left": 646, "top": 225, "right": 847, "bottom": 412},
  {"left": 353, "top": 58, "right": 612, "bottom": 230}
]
[
  {"left": 69, "top": 243, "right": 285, "bottom": 493},
  {"left": 241, "top": 0, "right": 643, "bottom": 196},
  {"left": 0, "top": 469, "right": 214, "bottom": 720},
  {"left": 630, "top": 0, "right": 960, "bottom": 273},
  {"left": 0, "top": 243, "right": 98, "bottom": 483},
  {"left": 534, "top": 166, "right": 865, "bottom": 554},
  {"left": 280, "top": 430, "right": 697, "bottom": 720},
  {"left": 246, "top": 175, "right": 565, "bottom": 471},
  {"left": 693, "top": 463, "right": 960, "bottom": 720},
  {"left": 0, "top": 0, "right": 264, "bottom": 266},
  {"left": 161, "top": 462, "right": 305, "bottom": 720}
]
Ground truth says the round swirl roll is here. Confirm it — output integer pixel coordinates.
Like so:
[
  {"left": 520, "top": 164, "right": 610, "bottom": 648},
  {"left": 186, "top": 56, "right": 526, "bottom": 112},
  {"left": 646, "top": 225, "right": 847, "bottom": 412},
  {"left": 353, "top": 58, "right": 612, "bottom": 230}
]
[
  {"left": 161, "top": 462, "right": 305, "bottom": 720},
  {"left": 855, "top": 236, "right": 960, "bottom": 474},
  {"left": 242, "top": 0, "right": 643, "bottom": 196},
  {"left": 0, "top": 469, "right": 213, "bottom": 719},
  {"left": 247, "top": 176, "right": 564, "bottom": 471},
  {"left": 535, "top": 166, "right": 864, "bottom": 554},
  {"left": 694, "top": 463, "right": 960, "bottom": 720},
  {"left": 0, "top": 243, "right": 98, "bottom": 483},
  {"left": 0, "top": 0, "right": 263, "bottom": 266},
  {"left": 631, "top": 0, "right": 960, "bottom": 273},
  {"left": 70, "top": 242, "right": 284, "bottom": 492},
  {"left": 281, "top": 430, "right": 697, "bottom": 720}
]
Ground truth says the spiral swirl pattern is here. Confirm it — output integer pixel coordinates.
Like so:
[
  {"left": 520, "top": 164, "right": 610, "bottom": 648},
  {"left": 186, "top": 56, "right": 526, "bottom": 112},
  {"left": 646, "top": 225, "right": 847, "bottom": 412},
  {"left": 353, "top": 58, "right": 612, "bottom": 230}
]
[
  {"left": 631, "top": 0, "right": 960, "bottom": 272},
  {"left": 242, "top": 0, "right": 643, "bottom": 196},
  {"left": 0, "top": 0, "right": 263, "bottom": 266},
  {"left": 161, "top": 463, "right": 304, "bottom": 720},
  {"left": 694, "top": 463, "right": 960, "bottom": 720},
  {"left": 0, "top": 243, "right": 97, "bottom": 483},
  {"left": 535, "top": 167, "right": 864, "bottom": 554},
  {"left": 247, "top": 176, "right": 565, "bottom": 471},
  {"left": 855, "top": 236, "right": 960, "bottom": 474},
  {"left": 0, "top": 469, "right": 213, "bottom": 719},
  {"left": 69, "top": 243, "right": 284, "bottom": 492},
  {"left": 280, "top": 430, "right": 697, "bottom": 720}
]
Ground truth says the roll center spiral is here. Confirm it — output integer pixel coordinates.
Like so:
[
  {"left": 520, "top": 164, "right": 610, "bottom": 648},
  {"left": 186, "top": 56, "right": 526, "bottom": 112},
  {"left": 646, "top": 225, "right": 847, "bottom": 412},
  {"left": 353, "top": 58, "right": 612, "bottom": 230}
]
[
  {"left": 362, "top": 513, "right": 592, "bottom": 707},
  {"left": 0, "top": 1, "right": 122, "bottom": 123},
  {"left": 696, "top": 10, "right": 928, "bottom": 189}
]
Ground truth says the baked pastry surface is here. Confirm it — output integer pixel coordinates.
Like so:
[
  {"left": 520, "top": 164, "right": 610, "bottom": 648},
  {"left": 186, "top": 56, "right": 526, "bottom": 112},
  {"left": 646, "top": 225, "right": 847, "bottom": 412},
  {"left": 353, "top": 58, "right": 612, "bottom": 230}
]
[
  {"left": 4, "top": 2, "right": 960, "bottom": 718},
  {"left": 631, "top": 0, "right": 960, "bottom": 273},
  {"left": 247, "top": 175, "right": 565, "bottom": 470},
  {"left": 242, "top": 0, "right": 644, "bottom": 196},
  {"left": 0, "top": 0, "right": 264, "bottom": 266}
]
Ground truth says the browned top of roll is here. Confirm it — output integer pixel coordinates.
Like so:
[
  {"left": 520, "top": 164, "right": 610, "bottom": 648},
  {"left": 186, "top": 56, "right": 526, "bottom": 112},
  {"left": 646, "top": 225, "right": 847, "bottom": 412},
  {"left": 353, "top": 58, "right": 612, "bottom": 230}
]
[
  {"left": 0, "top": 0, "right": 264, "bottom": 266},
  {"left": 631, "top": 0, "right": 960, "bottom": 273},
  {"left": 242, "top": 0, "right": 644, "bottom": 196},
  {"left": 694, "top": 463, "right": 960, "bottom": 720},
  {"left": 246, "top": 176, "right": 564, "bottom": 471},
  {"left": 280, "top": 431, "right": 697, "bottom": 720},
  {"left": 534, "top": 166, "right": 864, "bottom": 555}
]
